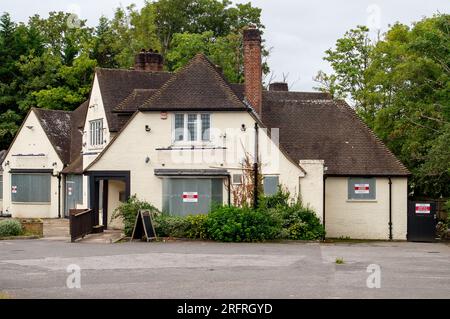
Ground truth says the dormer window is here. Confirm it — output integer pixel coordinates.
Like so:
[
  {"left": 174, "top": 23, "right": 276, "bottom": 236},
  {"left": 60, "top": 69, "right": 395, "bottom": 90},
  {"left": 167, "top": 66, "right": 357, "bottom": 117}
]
[
  {"left": 89, "top": 119, "right": 104, "bottom": 147},
  {"left": 174, "top": 113, "right": 210, "bottom": 143}
]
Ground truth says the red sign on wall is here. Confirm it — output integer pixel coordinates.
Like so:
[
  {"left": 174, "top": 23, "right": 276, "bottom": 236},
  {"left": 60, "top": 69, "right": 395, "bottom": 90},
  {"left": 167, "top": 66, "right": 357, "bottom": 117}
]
[
  {"left": 415, "top": 203, "right": 431, "bottom": 214},
  {"left": 182, "top": 192, "right": 198, "bottom": 203},
  {"left": 12, "top": 186, "right": 17, "bottom": 194},
  {"left": 354, "top": 184, "right": 370, "bottom": 194}
]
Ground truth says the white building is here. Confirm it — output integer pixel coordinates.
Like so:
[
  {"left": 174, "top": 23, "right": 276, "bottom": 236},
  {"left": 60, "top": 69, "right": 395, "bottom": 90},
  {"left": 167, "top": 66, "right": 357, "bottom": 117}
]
[{"left": 0, "top": 28, "right": 410, "bottom": 240}]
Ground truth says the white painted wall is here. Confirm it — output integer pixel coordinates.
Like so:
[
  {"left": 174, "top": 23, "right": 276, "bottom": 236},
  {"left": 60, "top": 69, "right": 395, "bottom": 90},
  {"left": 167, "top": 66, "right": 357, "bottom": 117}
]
[
  {"left": 299, "top": 160, "right": 324, "bottom": 220},
  {"left": 80, "top": 73, "right": 112, "bottom": 209},
  {"left": 88, "top": 111, "right": 310, "bottom": 213},
  {"left": 325, "top": 177, "right": 408, "bottom": 240},
  {"left": 107, "top": 180, "right": 126, "bottom": 230},
  {"left": 2, "top": 111, "right": 64, "bottom": 218}
]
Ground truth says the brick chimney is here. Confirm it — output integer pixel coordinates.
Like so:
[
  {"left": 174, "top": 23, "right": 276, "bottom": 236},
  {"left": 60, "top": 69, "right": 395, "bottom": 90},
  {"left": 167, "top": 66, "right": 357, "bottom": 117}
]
[
  {"left": 243, "top": 26, "right": 262, "bottom": 115},
  {"left": 269, "top": 82, "right": 289, "bottom": 92},
  {"left": 134, "top": 49, "right": 164, "bottom": 72}
]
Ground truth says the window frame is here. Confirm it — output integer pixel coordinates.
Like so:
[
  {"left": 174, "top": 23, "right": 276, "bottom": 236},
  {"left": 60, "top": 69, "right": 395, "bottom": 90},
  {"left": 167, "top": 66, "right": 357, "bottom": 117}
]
[
  {"left": 232, "top": 174, "right": 243, "bottom": 185},
  {"left": 172, "top": 113, "right": 211, "bottom": 144},
  {"left": 89, "top": 119, "right": 104, "bottom": 148},
  {"left": 347, "top": 177, "right": 377, "bottom": 201}
]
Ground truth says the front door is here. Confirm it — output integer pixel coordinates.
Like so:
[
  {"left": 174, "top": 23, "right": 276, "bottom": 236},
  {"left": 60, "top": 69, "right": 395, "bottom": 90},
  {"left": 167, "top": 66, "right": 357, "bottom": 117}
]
[
  {"left": 65, "top": 175, "right": 83, "bottom": 218},
  {"left": 407, "top": 201, "right": 437, "bottom": 242}
]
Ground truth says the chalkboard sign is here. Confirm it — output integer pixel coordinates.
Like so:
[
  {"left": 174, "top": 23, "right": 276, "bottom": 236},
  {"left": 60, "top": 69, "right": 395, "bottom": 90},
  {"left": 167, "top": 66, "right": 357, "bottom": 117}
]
[{"left": 131, "top": 210, "right": 157, "bottom": 242}]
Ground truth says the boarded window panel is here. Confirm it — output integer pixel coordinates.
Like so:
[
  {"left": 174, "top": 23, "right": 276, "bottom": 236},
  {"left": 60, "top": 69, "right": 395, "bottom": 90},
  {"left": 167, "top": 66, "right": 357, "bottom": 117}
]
[
  {"left": 187, "top": 114, "right": 197, "bottom": 141},
  {"left": 201, "top": 114, "right": 210, "bottom": 141},
  {"left": 12, "top": 174, "right": 51, "bottom": 203},
  {"left": 174, "top": 114, "right": 184, "bottom": 141},
  {"left": 348, "top": 178, "right": 376, "bottom": 200},
  {"left": 162, "top": 178, "right": 223, "bottom": 216},
  {"left": 263, "top": 176, "right": 279, "bottom": 196},
  {"left": 232, "top": 174, "right": 243, "bottom": 184},
  {"left": 0, "top": 174, "right": 3, "bottom": 200}
]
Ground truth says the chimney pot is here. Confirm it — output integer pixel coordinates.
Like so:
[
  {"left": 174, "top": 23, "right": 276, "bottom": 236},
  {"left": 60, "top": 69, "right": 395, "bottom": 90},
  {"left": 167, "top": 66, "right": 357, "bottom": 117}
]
[{"left": 135, "top": 49, "right": 164, "bottom": 72}]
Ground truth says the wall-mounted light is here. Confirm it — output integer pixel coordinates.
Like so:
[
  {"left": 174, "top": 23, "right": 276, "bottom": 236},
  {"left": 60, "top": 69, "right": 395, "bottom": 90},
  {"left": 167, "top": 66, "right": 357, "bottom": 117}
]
[
  {"left": 4, "top": 160, "right": 9, "bottom": 166},
  {"left": 145, "top": 156, "right": 150, "bottom": 164},
  {"left": 26, "top": 126, "right": 34, "bottom": 130},
  {"left": 241, "top": 124, "right": 246, "bottom": 132},
  {"left": 145, "top": 125, "right": 152, "bottom": 132}
]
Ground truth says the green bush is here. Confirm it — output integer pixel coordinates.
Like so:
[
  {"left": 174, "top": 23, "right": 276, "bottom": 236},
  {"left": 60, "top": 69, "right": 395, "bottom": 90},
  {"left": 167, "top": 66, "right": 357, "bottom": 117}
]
[
  {"left": 154, "top": 214, "right": 208, "bottom": 239},
  {"left": 260, "top": 188, "right": 325, "bottom": 240},
  {"left": 185, "top": 214, "right": 209, "bottom": 239},
  {"left": 0, "top": 219, "right": 23, "bottom": 237},
  {"left": 112, "top": 195, "right": 160, "bottom": 236},
  {"left": 206, "top": 205, "right": 282, "bottom": 242},
  {"left": 154, "top": 214, "right": 189, "bottom": 238}
]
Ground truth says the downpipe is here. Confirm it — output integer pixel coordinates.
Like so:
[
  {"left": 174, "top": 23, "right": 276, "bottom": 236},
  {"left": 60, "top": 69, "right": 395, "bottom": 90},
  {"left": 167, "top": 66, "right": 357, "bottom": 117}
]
[{"left": 389, "top": 177, "right": 393, "bottom": 240}]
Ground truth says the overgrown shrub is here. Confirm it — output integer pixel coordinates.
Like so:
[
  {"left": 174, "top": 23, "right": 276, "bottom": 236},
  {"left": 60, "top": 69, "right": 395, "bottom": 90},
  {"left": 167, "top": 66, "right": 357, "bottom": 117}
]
[
  {"left": 185, "top": 215, "right": 209, "bottom": 239},
  {"left": 154, "top": 214, "right": 189, "bottom": 238},
  {"left": 0, "top": 219, "right": 23, "bottom": 237},
  {"left": 112, "top": 195, "right": 160, "bottom": 236},
  {"left": 260, "top": 188, "right": 325, "bottom": 240},
  {"left": 206, "top": 205, "right": 282, "bottom": 242}
]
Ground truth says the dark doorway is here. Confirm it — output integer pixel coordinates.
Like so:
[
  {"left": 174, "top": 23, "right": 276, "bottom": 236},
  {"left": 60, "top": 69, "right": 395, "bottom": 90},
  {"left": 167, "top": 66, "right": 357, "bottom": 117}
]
[
  {"left": 407, "top": 201, "right": 437, "bottom": 242},
  {"left": 86, "top": 171, "right": 130, "bottom": 230}
]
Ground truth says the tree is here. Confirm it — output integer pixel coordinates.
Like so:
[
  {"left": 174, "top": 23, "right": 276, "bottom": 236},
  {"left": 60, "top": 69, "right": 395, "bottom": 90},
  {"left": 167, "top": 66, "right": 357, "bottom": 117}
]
[{"left": 316, "top": 14, "right": 450, "bottom": 198}]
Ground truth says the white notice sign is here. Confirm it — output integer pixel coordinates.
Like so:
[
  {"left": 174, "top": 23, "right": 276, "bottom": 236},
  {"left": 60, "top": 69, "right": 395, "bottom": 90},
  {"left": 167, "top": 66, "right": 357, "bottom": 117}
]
[
  {"left": 415, "top": 203, "right": 431, "bottom": 214},
  {"left": 182, "top": 192, "right": 198, "bottom": 203},
  {"left": 354, "top": 184, "right": 370, "bottom": 194}
]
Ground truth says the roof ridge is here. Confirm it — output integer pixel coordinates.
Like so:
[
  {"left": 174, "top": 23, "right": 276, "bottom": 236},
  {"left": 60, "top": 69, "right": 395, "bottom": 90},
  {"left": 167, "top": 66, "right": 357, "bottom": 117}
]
[{"left": 96, "top": 67, "right": 173, "bottom": 75}]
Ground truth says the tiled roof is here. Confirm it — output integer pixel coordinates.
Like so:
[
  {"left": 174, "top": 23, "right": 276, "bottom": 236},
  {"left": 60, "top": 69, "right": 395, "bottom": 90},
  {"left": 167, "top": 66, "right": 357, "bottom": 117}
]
[
  {"left": 34, "top": 108, "right": 73, "bottom": 164},
  {"left": 261, "top": 92, "right": 410, "bottom": 176},
  {"left": 95, "top": 68, "right": 172, "bottom": 131},
  {"left": 0, "top": 150, "right": 6, "bottom": 172},
  {"left": 33, "top": 101, "right": 88, "bottom": 173},
  {"left": 114, "top": 89, "right": 158, "bottom": 113},
  {"left": 139, "top": 54, "right": 247, "bottom": 111}
]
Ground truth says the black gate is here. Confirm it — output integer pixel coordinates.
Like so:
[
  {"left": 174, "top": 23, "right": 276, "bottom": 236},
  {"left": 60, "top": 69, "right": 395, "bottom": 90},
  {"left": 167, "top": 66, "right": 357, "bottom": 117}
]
[{"left": 407, "top": 201, "right": 437, "bottom": 242}]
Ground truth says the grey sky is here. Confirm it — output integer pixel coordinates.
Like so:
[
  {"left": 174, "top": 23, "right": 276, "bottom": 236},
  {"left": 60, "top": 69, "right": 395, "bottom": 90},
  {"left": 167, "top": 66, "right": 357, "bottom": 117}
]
[{"left": 2, "top": 0, "right": 448, "bottom": 91}]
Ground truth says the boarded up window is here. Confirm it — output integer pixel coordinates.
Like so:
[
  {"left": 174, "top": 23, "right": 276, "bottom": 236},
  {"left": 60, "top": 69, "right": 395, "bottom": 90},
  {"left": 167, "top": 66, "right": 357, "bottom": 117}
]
[
  {"left": 11, "top": 174, "right": 51, "bottom": 203},
  {"left": 263, "top": 176, "right": 279, "bottom": 196},
  {"left": 232, "top": 174, "right": 243, "bottom": 185},
  {"left": 162, "top": 178, "right": 223, "bottom": 216},
  {"left": 348, "top": 177, "right": 376, "bottom": 200}
]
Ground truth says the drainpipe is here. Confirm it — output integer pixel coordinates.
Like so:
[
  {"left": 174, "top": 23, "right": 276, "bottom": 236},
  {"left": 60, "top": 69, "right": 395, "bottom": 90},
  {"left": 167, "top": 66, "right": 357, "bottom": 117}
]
[
  {"left": 388, "top": 177, "right": 393, "bottom": 240},
  {"left": 323, "top": 176, "right": 327, "bottom": 241},
  {"left": 227, "top": 175, "right": 231, "bottom": 207},
  {"left": 253, "top": 122, "right": 259, "bottom": 210},
  {"left": 57, "top": 174, "right": 62, "bottom": 218}
]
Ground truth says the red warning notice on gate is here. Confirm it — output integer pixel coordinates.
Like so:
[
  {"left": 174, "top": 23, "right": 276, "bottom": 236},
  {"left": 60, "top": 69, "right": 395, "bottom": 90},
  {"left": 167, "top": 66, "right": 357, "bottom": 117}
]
[
  {"left": 415, "top": 203, "right": 431, "bottom": 214},
  {"left": 182, "top": 192, "right": 198, "bottom": 203},
  {"left": 354, "top": 184, "right": 370, "bottom": 194}
]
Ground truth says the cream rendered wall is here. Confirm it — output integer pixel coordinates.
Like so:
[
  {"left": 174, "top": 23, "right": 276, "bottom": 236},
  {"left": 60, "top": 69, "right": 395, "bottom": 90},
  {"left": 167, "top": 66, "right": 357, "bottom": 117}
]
[
  {"left": 80, "top": 74, "right": 112, "bottom": 209},
  {"left": 2, "top": 111, "right": 64, "bottom": 218},
  {"left": 325, "top": 177, "right": 407, "bottom": 240},
  {"left": 299, "top": 160, "right": 324, "bottom": 220},
  {"left": 107, "top": 180, "right": 125, "bottom": 229},
  {"left": 88, "top": 111, "right": 310, "bottom": 213}
]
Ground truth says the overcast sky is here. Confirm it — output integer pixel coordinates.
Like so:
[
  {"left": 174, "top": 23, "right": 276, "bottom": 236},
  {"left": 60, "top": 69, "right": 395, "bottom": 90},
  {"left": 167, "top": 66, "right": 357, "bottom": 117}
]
[{"left": 2, "top": 0, "right": 448, "bottom": 90}]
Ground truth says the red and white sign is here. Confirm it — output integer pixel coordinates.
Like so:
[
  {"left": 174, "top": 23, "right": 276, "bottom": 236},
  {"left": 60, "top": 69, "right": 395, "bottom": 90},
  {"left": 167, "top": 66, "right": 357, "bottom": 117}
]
[
  {"left": 182, "top": 192, "right": 198, "bottom": 203},
  {"left": 415, "top": 203, "right": 431, "bottom": 214},
  {"left": 354, "top": 184, "right": 370, "bottom": 194},
  {"left": 11, "top": 186, "right": 17, "bottom": 194}
]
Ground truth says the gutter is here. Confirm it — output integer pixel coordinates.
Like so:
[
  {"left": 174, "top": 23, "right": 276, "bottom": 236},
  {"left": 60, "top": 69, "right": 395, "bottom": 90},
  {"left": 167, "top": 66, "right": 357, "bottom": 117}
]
[
  {"left": 323, "top": 175, "right": 327, "bottom": 240},
  {"left": 388, "top": 177, "right": 393, "bottom": 240},
  {"left": 253, "top": 122, "right": 259, "bottom": 210}
]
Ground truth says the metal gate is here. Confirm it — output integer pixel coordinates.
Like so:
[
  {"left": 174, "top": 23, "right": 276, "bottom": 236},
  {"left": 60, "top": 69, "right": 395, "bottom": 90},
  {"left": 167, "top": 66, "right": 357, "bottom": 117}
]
[{"left": 407, "top": 201, "right": 437, "bottom": 242}]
